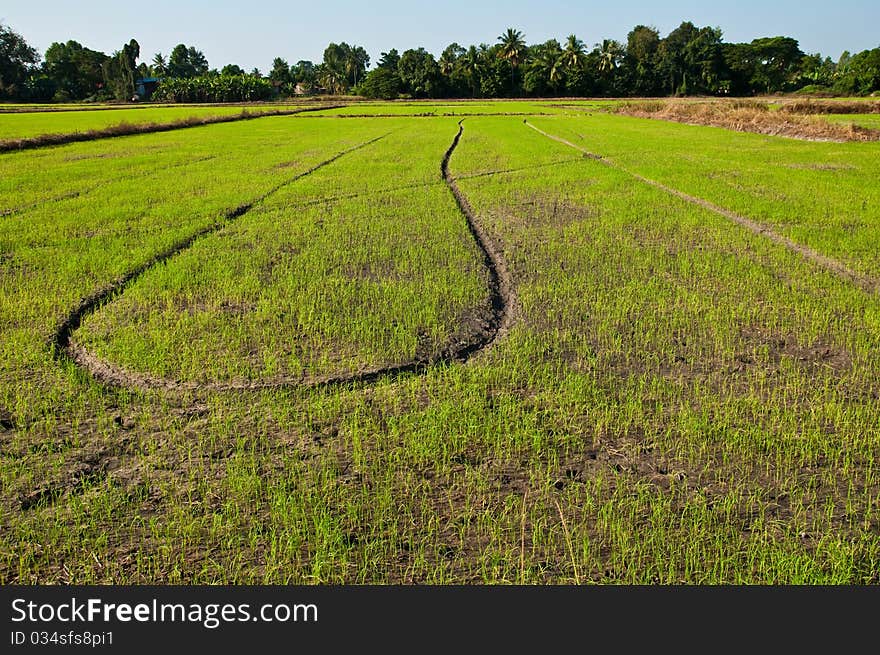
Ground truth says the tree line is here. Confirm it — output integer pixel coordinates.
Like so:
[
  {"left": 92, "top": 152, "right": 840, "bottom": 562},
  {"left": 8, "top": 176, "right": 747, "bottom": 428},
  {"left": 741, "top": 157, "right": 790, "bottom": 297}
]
[{"left": 1, "top": 20, "right": 878, "bottom": 103}]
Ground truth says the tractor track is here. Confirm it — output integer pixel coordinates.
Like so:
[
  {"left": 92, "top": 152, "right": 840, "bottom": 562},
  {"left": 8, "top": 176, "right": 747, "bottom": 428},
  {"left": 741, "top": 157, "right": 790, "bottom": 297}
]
[
  {"left": 524, "top": 120, "right": 879, "bottom": 295},
  {"left": 270, "top": 158, "right": 579, "bottom": 212},
  {"left": 442, "top": 120, "right": 518, "bottom": 346},
  {"left": 52, "top": 121, "right": 515, "bottom": 395}
]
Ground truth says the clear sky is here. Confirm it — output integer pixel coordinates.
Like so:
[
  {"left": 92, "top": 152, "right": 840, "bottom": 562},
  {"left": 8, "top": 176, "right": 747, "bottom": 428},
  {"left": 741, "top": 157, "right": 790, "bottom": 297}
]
[{"left": 3, "top": 1, "right": 878, "bottom": 72}]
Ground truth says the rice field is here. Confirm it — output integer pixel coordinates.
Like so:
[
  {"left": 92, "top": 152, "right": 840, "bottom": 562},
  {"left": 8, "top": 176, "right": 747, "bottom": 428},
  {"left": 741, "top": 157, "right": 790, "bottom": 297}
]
[
  {"left": 825, "top": 114, "right": 880, "bottom": 130},
  {"left": 1, "top": 101, "right": 878, "bottom": 584},
  {"left": 0, "top": 104, "right": 317, "bottom": 141},
  {"left": 311, "top": 101, "right": 561, "bottom": 116}
]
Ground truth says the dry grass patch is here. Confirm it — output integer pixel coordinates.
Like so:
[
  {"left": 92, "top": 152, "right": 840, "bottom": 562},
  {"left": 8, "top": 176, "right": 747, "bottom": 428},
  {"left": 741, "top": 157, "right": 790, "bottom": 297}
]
[
  {"left": 615, "top": 99, "right": 880, "bottom": 142},
  {"left": 777, "top": 100, "right": 880, "bottom": 115}
]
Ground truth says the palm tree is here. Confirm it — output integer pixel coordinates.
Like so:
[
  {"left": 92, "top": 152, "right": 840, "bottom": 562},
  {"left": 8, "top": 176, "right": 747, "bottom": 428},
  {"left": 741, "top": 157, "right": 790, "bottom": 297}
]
[
  {"left": 151, "top": 53, "right": 167, "bottom": 77},
  {"left": 345, "top": 46, "right": 369, "bottom": 87},
  {"left": 561, "top": 35, "right": 586, "bottom": 71},
  {"left": 597, "top": 39, "right": 623, "bottom": 74},
  {"left": 439, "top": 43, "right": 463, "bottom": 77},
  {"left": 547, "top": 55, "right": 564, "bottom": 90},
  {"left": 460, "top": 45, "right": 481, "bottom": 97},
  {"left": 315, "top": 64, "right": 345, "bottom": 95},
  {"left": 498, "top": 28, "right": 527, "bottom": 90},
  {"left": 528, "top": 41, "right": 564, "bottom": 95}
]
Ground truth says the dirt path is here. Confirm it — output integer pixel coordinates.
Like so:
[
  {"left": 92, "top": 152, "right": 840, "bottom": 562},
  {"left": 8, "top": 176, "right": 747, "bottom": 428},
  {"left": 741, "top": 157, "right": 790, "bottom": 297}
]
[
  {"left": 54, "top": 121, "right": 516, "bottom": 394},
  {"left": 524, "top": 121, "right": 879, "bottom": 295}
]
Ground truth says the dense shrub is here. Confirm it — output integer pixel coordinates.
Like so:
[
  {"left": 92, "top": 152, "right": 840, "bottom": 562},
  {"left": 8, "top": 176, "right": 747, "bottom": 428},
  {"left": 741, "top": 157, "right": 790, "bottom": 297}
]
[{"left": 153, "top": 74, "right": 275, "bottom": 102}]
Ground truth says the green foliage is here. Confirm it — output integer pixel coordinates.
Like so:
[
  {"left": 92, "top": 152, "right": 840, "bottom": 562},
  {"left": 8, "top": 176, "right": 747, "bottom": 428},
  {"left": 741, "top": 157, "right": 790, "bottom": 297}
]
[
  {"left": 269, "top": 57, "right": 294, "bottom": 94},
  {"left": 0, "top": 21, "right": 40, "bottom": 99},
  {"left": 22, "top": 74, "right": 57, "bottom": 102},
  {"left": 398, "top": 48, "right": 441, "bottom": 98},
  {"left": 832, "top": 48, "right": 880, "bottom": 96},
  {"left": 497, "top": 28, "right": 527, "bottom": 93},
  {"left": 656, "top": 22, "right": 725, "bottom": 95},
  {"left": 221, "top": 64, "right": 245, "bottom": 76},
  {"left": 101, "top": 39, "right": 140, "bottom": 100},
  {"left": 153, "top": 74, "right": 275, "bottom": 102},
  {"left": 523, "top": 40, "right": 564, "bottom": 96},
  {"left": 498, "top": 28, "right": 527, "bottom": 69},
  {"left": 320, "top": 42, "right": 369, "bottom": 93},
  {"left": 594, "top": 39, "right": 626, "bottom": 94},
  {"left": 1, "top": 18, "right": 878, "bottom": 105},
  {"left": 42, "top": 40, "right": 108, "bottom": 100},
  {"left": 377, "top": 49, "right": 400, "bottom": 71},
  {"left": 289, "top": 61, "right": 315, "bottom": 93},
  {"left": 438, "top": 43, "right": 468, "bottom": 96},
  {"left": 624, "top": 25, "right": 661, "bottom": 95},
  {"left": 151, "top": 53, "right": 167, "bottom": 77},
  {"left": 749, "top": 36, "right": 804, "bottom": 93},
  {"left": 168, "top": 43, "right": 209, "bottom": 79},
  {"left": 793, "top": 54, "right": 836, "bottom": 91},
  {"left": 269, "top": 57, "right": 292, "bottom": 85},
  {"left": 463, "top": 44, "right": 510, "bottom": 98},
  {"left": 356, "top": 67, "right": 402, "bottom": 99}
]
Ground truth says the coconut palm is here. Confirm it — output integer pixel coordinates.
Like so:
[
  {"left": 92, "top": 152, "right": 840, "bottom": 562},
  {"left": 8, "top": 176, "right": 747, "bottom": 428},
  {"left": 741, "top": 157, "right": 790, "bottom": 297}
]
[
  {"left": 151, "top": 53, "right": 167, "bottom": 77},
  {"left": 547, "top": 55, "right": 564, "bottom": 88},
  {"left": 498, "top": 28, "right": 527, "bottom": 89},
  {"left": 528, "top": 40, "right": 564, "bottom": 94},
  {"left": 345, "top": 46, "right": 369, "bottom": 87},
  {"left": 597, "top": 39, "right": 624, "bottom": 74},
  {"left": 561, "top": 35, "right": 586, "bottom": 71},
  {"left": 315, "top": 64, "right": 345, "bottom": 95},
  {"left": 498, "top": 28, "right": 527, "bottom": 66},
  {"left": 439, "top": 43, "right": 463, "bottom": 77},
  {"left": 460, "top": 45, "right": 481, "bottom": 97}
]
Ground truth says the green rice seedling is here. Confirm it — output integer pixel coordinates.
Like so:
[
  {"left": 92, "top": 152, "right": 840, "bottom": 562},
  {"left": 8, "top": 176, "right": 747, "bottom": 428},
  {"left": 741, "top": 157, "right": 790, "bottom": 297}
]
[
  {"left": 0, "top": 104, "right": 313, "bottom": 141},
  {"left": 527, "top": 112, "right": 880, "bottom": 278},
  {"left": 1, "top": 105, "right": 878, "bottom": 585}
]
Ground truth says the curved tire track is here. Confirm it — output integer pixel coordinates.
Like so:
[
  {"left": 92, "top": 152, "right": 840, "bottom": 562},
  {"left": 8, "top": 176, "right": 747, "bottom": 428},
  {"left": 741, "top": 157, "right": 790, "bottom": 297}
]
[
  {"left": 54, "top": 121, "right": 515, "bottom": 394},
  {"left": 525, "top": 120, "right": 879, "bottom": 295}
]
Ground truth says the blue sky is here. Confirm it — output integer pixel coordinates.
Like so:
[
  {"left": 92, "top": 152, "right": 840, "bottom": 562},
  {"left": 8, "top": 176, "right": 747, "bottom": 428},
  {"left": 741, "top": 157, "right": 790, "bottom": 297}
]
[{"left": 3, "top": 1, "right": 878, "bottom": 72}]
